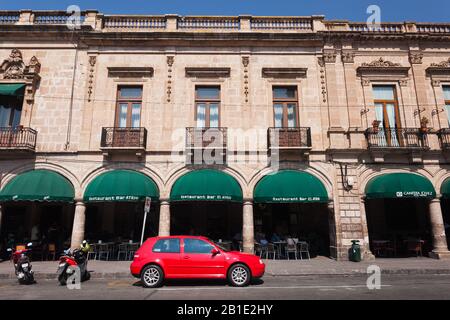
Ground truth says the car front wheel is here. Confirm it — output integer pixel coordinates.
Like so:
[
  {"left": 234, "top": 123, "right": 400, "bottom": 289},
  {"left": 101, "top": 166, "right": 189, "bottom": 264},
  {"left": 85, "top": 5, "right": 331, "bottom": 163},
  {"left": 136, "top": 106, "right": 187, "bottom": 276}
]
[
  {"left": 141, "top": 265, "right": 164, "bottom": 288},
  {"left": 228, "top": 264, "right": 250, "bottom": 287}
]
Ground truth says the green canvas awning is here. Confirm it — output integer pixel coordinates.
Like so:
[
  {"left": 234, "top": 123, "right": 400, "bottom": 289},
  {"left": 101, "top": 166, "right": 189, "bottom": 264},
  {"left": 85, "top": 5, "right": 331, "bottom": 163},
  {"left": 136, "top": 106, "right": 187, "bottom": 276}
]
[
  {"left": 84, "top": 170, "right": 159, "bottom": 202},
  {"left": 365, "top": 173, "right": 435, "bottom": 199},
  {"left": 0, "top": 83, "right": 25, "bottom": 96},
  {"left": 0, "top": 170, "right": 74, "bottom": 202},
  {"left": 170, "top": 169, "right": 242, "bottom": 202},
  {"left": 254, "top": 170, "right": 328, "bottom": 203},
  {"left": 441, "top": 178, "right": 450, "bottom": 199}
]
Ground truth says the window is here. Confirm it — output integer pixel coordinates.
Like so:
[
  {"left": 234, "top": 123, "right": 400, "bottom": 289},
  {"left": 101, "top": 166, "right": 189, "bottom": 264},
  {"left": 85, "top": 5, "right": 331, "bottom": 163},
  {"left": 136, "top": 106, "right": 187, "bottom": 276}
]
[
  {"left": 444, "top": 86, "right": 450, "bottom": 126},
  {"left": 372, "top": 85, "right": 401, "bottom": 146},
  {"left": 272, "top": 86, "right": 298, "bottom": 128},
  {"left": 115, "top": 86, "right": 142, "bottom": 128},
  {"left": 183, "top": 238, "right": 214, "bottom": 254},
  {"left": 195, "top": 86, "right": 220, "bottom": 128},
  {"left": 152, "top": 239, "right": 180, "bottom": 253},
  {"left": 0, "top": 95, "right": 23, "bottom": 128}
]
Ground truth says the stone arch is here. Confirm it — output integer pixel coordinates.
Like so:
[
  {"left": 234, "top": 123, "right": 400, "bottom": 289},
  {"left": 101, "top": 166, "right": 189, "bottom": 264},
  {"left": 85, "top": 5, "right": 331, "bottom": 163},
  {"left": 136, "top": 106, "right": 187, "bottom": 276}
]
[
  {"left": 80, "top": 164, "right": 165, "bottom": 200},
  {"left": 1, "top": 161, "right": 80, "bottom": 196},
  {"left": 248, "top": 165, "right": 334, "bottom": 201},
  {"left": 165, "top": 165, "right": 249, "bottom": 200}
]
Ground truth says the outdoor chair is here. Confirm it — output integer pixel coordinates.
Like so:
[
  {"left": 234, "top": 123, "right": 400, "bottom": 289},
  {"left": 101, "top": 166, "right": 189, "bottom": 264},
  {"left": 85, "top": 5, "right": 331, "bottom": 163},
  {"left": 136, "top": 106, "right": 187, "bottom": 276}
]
[
  {"left": 261, "top": 243, "right": 276, "bottom": 260},
  {"left": 406, "top": 240, "right": 423, "bottom": 257},
  {"left": 87, "top": 244, "right": 98, "bottom": 260},
  {"left": 117, "top": 243, "right": 129, "bottom": 260},
  {"left": 298, "top": 241, "right": 311, "bottom": 260},
  {"left": 97, "top": 243, "right": 111, "bottom": 261},
  {"left": 285, "top": 239, "right": 298, "bottom": 260},
  {"left": 46, "top": 243, "right": 57, "bottom": 261},
  {"left": 127, "top": 243, "right": 139, "bottom": 260}
]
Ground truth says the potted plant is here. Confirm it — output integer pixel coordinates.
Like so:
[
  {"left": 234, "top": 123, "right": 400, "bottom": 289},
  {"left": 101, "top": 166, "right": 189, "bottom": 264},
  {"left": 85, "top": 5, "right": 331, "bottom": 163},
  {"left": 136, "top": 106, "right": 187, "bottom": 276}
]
[
  {"left": 420, "top": 116, "right": 429, "bottom": 134},
  {"left": 372, "top": 120, "right": 381, "bottom": 133}
]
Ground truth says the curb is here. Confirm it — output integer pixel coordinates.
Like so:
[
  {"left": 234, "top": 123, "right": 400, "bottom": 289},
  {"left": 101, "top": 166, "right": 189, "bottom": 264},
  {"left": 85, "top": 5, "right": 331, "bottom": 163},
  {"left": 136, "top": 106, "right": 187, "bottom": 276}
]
[{"left": 2, "top": 269, "right": 450, "bottom": 280}]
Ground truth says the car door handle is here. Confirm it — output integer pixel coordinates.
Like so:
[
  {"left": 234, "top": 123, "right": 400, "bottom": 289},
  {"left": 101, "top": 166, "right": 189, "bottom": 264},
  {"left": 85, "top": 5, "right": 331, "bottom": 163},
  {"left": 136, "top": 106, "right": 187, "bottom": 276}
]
[{"left": 184, "top": 256, "right": 190, "bottom": 259}]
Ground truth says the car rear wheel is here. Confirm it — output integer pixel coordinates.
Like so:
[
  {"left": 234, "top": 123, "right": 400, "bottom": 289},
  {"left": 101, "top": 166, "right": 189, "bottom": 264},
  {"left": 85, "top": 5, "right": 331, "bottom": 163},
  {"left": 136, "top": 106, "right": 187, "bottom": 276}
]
[
  {"left": 141, "top": 265, "right": 164, "bottom": 288},
  {"left": 228, "top": 264, "right": 250, "bottom": 287}
]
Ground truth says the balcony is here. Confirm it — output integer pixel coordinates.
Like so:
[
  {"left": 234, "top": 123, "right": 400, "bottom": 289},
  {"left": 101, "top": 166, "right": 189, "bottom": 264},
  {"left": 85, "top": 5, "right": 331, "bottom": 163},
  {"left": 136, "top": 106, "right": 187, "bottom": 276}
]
[
  {"left": 100, "top": 127, "right": 147, "bottom": 157},
  {"left": 437, "top": 128, "right": 450, "bottom": 150},
  {"left": 0, "top": 127, "right": 37, "bottom": 153},
  {"left": 365, "top": 127, "right": 429, "bottom": 150},
  {"left": 268, "top": 127, "right": 312, "bottom": 149},
  {"left": 186, "top": 127, "right": 227, "bottom": 165}
]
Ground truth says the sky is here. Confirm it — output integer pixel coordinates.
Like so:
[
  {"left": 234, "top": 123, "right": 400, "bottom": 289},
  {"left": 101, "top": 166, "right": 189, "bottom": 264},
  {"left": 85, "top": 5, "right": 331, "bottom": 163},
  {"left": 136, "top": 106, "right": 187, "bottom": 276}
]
[{"left": 0, "top": 0, "right": 449, "bottom": 22}]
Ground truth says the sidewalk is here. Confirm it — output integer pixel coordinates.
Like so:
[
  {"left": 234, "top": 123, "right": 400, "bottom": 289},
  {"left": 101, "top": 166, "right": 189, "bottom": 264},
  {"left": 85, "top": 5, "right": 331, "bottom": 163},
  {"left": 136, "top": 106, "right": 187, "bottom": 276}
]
[{"left": 1, "top": 257, "right": 450, "bottom": 280}]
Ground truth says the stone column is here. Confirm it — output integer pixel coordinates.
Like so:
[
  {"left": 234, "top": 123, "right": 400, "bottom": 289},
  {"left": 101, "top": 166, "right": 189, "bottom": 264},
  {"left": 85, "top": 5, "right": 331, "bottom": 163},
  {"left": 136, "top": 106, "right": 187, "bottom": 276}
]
[
  {"left": 242, "top": 200, "right": 254, "bottom": 254},
  {"left": 360, "top": 198, "right": 375, "bottom": 260},
  {"left": 158, "top": 200, "right": 171, "bottom": 236},
  {"left": 429, "top": 198, "right": 450, "bottom": 259},
  {"left": 70, "top": 201, "right": 86, "bottom": 249},
  {"left": 0, "top": 204, "right": 3, "bottom": 237}
]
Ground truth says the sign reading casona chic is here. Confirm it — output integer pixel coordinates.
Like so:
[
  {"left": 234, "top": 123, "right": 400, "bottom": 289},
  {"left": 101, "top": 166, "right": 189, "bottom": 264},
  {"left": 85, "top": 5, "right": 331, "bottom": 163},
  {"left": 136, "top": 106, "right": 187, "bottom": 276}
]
[{"left": 395, "top": 191, "right": 434, "bottom": 198}]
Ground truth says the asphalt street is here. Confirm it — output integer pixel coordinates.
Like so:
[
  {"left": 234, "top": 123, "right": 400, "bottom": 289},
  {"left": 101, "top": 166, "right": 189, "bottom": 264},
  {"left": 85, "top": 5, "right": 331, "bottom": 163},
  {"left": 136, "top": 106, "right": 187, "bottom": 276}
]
[{"left": 1, "top": 274, "right": 450, "bottom": 300}]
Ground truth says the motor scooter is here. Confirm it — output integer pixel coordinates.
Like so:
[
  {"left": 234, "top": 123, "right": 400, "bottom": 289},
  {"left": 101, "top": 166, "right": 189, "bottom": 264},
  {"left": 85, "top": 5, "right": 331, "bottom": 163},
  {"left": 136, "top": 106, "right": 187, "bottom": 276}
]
[
  {"left": 57, "top": 245, "right": 90, "bottom": 285},
  {"left": 7, "top": 242, "right": 35, "bottom": 285}
]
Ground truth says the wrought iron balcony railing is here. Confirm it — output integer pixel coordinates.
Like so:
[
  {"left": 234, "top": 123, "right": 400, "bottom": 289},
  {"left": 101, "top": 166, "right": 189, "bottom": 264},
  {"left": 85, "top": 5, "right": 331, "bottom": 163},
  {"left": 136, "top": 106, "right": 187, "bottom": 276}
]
[
  {"left": 365, "top": 127, "right": 429, "bottom": 149},
  {"left": 0, "top": 127, "right": 37, "bottom": 151},
  {"left": 268, "top": 127, "right": 312, "bottom": 149},
  {"left": 186, "top": 127, "right": 227, "bottom": 149},
  {"left": 437, "top": 128, "right": 450, "bottom": 150},
  {"left": 100, "top": 127, "right": 147, "bottom": 149}
]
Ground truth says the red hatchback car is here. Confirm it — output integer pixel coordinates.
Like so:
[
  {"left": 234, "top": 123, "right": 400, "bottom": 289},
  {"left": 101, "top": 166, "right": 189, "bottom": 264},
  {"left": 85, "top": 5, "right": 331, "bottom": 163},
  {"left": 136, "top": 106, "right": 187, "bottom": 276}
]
[{"left": 130, "top": 236, "right": 265, "bottom": 288}]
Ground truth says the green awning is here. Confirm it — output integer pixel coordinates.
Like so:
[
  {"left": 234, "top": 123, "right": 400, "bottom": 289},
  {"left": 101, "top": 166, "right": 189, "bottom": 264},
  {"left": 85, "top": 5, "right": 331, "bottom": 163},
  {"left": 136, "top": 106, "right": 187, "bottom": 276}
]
[
  {"left": 365, "top": 173, "right": 435, "bottom": 199},
  {"left": 0, "top": 170, "right": 74, "bottom": 202},
  {"left": 254, "top": 170, "right": 329, "bottom": 203},
  {"left": 441, "top": 178, "right": 450, "bottom": 199},
  {"left": 170, "top": 169, "right": 242, "bottom": 202},
  {"left": 0, "top": 84, "right": 25, "bottom": 96},
  {"left": 84, "top": 170, "right": 159, "bottom": 202}
]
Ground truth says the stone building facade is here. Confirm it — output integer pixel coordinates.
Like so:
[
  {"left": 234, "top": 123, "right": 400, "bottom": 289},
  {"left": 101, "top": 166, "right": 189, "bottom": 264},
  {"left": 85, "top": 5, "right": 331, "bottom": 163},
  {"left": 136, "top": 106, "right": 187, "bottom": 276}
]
[{"left": 0, "top": 10, "right": 450, "bottom": 260}]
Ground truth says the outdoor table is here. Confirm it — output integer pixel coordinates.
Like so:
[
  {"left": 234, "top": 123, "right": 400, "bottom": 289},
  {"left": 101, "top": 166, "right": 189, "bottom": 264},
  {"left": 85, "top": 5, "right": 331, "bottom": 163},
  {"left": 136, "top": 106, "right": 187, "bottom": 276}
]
[{"left": 272, "top": 241, "right": 287, "bottom": 259}]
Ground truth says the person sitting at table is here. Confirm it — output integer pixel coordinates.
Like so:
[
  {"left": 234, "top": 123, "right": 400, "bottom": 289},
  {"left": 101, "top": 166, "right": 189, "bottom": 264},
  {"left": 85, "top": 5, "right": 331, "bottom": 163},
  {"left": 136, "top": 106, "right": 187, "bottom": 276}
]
[{"left": 271, "top": 232, "right": 281, "bottom": 242}]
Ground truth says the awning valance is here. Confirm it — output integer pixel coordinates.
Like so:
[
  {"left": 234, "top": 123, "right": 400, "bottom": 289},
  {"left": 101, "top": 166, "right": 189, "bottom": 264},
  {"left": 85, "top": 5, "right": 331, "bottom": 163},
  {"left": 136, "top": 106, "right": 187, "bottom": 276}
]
[
  {"left": 0, "top": 83, "right": 25, "bottom": 96},
  {"left": 365, "top": 173, "right": 435, "bottom": 199},
  {"left": 170, "top": 169, "right": 242, "bottom": 202},
  {"left": 440, "top": 178, "right": 450, "bottom": 199},
  {"left": 84, "top": 170, "right": 159, "bottom": 202},
  {"left": 254, "top": 170, "right": 328, "bottom": 203},
  {"left": 0, "top": 170, "right": 74, "bottom": 202}
]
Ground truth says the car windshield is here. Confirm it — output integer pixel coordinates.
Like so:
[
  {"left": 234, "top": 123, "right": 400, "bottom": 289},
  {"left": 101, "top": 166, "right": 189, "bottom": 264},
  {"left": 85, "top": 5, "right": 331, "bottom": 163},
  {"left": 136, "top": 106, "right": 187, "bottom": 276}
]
[{"left": 210, "top": 240, "right": 230, "bottom": 252}]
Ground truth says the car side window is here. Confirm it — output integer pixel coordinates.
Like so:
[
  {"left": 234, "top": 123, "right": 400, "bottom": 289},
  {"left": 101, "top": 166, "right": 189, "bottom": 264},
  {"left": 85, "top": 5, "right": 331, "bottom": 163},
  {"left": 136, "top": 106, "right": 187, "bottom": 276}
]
[
  {"left": 184, "top": 239, "right": 214, "bottom": 254},
  {"left": 152, "top": 239, "right": 180, "bottom": 253}
]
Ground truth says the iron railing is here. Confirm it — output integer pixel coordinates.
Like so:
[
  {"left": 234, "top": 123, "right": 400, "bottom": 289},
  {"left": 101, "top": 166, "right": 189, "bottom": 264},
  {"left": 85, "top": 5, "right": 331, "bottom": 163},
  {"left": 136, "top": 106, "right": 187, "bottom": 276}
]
[
  {"left": 0, "top": 127, "right": 37, "bottom": 150},
  {"left": 186, "top": 127, "right": 227, "bottom": 149},
  {"left": 437, "top": 128, "right": 450, "bottom": 150},
  {"left": 100, "top": 127, "right": 147, "bottom": 149},
  {"left": 268, "top": 127, "right": 312, "bottom": 149},
  {"left": 365, "top": 127, "right": 429, "bottom": 149}
]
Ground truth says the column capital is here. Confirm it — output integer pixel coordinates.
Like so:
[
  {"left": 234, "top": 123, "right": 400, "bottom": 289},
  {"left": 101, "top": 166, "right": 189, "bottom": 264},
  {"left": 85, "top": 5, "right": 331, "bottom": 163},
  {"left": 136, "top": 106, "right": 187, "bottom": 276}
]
[
  {"left": 74, "top": 199, "right": 85, "bottom": 206},
  {"left": 430, "top": 197, "right": 442, "bottom": 203},
  {"left": 160, "top": 199, "right": 170, "bottom": 205},
  {"left": 243, "top": 199, "right": 253, "bottom": 205}
]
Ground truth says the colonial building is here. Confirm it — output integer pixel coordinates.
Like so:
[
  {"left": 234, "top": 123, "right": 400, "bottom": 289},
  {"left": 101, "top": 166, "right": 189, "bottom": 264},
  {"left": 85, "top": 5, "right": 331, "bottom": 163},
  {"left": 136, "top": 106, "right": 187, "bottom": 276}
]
[{"left": 1, "top": 10, "right": 450, "bottom": 260}]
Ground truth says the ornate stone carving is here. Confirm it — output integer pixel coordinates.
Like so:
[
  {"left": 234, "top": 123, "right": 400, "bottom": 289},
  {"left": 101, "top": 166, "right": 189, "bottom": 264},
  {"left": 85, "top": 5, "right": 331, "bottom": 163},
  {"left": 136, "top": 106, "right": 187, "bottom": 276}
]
[
  {"left": 167, "top": 55, "right": 174, "bottom": 103},
  {"left": 87, "top": 56, "right": 96, "bottom": 102},
  {"left": 317, "top": 57, "right": 327, "bottom": 103},
  {"left": 323, "top": 50, "right": 337, "bottom": 63},
  {"left": 430, "top": 58, "right": 450, "bottom": 68},
  {"left": 409, "top": 51, "right": 423, "bottom": 64},
  {"left": 431, "top": 79, "right": 441, "bottom": 87},
  {"left": 361, "top": 57, "right": 401, "bottom": 67},
  {"left": 0, "top": 49, "right": 41, "bottom": 103},
  {"left": 341, "top": 50, "right": 355, "bottom": 64},
  {"left": 399, "top": 79, "right": 408, "bottom": 87},
  {"left": 242, "top": 56, "right": 249, "bottom": 103},
  {"left": 361, "top": 78, "right": 371, "bottom": 86}
]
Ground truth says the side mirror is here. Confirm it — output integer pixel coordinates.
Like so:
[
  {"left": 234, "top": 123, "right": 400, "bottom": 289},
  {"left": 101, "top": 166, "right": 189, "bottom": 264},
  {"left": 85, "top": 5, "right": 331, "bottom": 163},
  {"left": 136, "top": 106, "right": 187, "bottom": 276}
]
[{"left": 211, "top": 248, "right": 220, "bottom": 256}]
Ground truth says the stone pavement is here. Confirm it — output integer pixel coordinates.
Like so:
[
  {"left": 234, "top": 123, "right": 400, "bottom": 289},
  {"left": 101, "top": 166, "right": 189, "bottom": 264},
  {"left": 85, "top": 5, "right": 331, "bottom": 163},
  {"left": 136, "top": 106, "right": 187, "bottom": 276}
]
[{"left": 1, "top": 256, "right": 450, "bottom": 280}]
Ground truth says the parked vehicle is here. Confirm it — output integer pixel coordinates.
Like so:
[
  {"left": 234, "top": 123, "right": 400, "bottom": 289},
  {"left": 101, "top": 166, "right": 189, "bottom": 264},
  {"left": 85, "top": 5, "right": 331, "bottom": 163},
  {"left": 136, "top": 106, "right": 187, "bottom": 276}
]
[
  {"left": 8, "top": 242, "right": 35, "bottom": 285},
  {"left": 57, "top": 240, "right": 91, "bottom": 285},
  {"left": 130, "top": 236, "right": 265, "bottom": 288}
]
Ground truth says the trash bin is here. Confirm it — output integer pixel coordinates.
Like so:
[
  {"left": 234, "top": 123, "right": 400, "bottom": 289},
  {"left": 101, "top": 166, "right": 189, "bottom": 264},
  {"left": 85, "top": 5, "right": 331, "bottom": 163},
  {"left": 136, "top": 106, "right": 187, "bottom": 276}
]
[{"left": 349, "top": 240, "right": 361, "bottom": 262}]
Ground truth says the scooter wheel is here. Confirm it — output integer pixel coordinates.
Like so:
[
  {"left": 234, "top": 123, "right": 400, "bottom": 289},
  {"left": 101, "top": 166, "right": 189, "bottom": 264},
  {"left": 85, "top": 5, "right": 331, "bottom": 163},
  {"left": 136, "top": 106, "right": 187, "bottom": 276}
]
[{"left": 58, "top": 273, "right": 67, "bottom": 286}]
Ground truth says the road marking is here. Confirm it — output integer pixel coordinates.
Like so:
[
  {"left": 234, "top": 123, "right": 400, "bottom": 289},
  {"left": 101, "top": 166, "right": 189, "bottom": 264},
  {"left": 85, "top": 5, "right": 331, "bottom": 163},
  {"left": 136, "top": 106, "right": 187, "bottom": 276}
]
[{"left": 155, "top": 284, "right": 392, "bottom": 291}]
